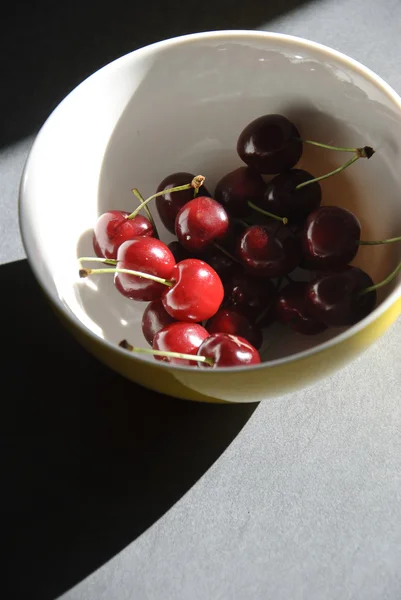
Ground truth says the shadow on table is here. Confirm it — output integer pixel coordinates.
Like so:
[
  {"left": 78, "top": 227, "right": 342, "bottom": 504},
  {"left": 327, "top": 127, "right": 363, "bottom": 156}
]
[
  {"left": 0, "top": 0, "right": 312, "bottom": 149},
  {"left": 2, "top": 259, "right": 257, "bottom": 600}
]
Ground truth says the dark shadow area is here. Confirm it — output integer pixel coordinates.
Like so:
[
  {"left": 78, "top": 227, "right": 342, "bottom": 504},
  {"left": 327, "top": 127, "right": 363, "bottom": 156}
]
[
  {"left": 0, "top": 0, "right": 312, "bottom": 148},
  {"left": 2, "top": 260, "right": 258, "bottom": 600}
]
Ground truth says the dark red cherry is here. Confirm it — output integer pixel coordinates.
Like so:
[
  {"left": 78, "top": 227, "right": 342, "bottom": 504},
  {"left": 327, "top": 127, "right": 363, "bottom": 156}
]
[
  {"left": 305, "top": 267, "right": 377, "bottom": 326},
  {"left": 167, "top": 241, "right": 194, "bottom": 263},
  {"left": 141, "top": 298, "right": 176, "bottom": 346},
  {"left": 301, "top": 206, "right": 361, "bottom": 270},
  {"left": 237, "top": 114, "right": 302, "bottom": 174},
  {"left": 206, "top": 308, "right": 263, "bottom": 349},
  {"left": 197, "top": 333, "right": 261, "bottom": 368},
  {"left": 276, "top": 282, "right": 327, "bottom": 335},
  {"left": 162, "top": 259, "right": 224, "bottom": 322},
  {"left": 156, "top": 172, "right": 210, "bottom": 233},
  {"left": 214, "top": 166, "right": 266, "bottom": 218},
  {"left": 260, "top": 169, "right": 321, "bottom": 222},
  {"left": 175, "top": 196, "right": 230, "bottom": 252},
  {"left": 200, "top": 245, "right": 236, "bottom": 282},
  {"left": 153, "top": 322, "right": 209, "bottom": 366},
  {"left": 223, "top": 271, "right": 276, "bottom": 320},
  {"left": 238, "top": 224, "right": 300, "bottom": 278},
  {"left": 114, "top": 237, "right": 175, "bottom": 302},
  {"left": 93, "top": 210, "right": 154, "bottom": 259}
]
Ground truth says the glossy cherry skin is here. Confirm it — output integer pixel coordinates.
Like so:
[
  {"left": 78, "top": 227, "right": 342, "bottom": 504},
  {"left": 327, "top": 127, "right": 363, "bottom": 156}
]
[
  {"left": 153, "top": 322, "right": 209, "bottom": 366},
  {"left": 167, "top": 241, "right": 194, "bottom": 263},
  {"left": 162, "top": 259, "right": 224, "bottom": 322},
  {"left": 301, "top": 206, "right": 361, "bottom": 270},
  {"left": 156, "top": 172, "right": 210, "bottom": 233},
  {"left": 237, "top": 114, "right": 302, "bottom": 174},
  {"left": 175, "top": 196, "right": 230, "bottom": 252},
  {"left": 93, "top": 210, "right": 154, "bottom": 259},
  {"left": 197, "top": 333, "right": 261, "bottom": 368},
  {"left": 260, "top": 169, "right": 321, "bottom": 222},
  {"left": 114, "top": 238, "right": 175, "bottom": 302},
  {"left": 214, "top": 166, "right": 266, "bottom": 218},
  {"left": 223, "top": 271, "right": 276, "bottom": 321},
  {"left": 275, "top": 282, "right": 327, "bottom": 335},
  {"left": 206, "top": 308, "right": 263, "bottom": 349},
  {"left": 141, "top": 298, "right": 176, "bottom": 346},
  {"left": 238, "top": 224, "right": 300, "bottom": 278},
  {"left": 305, "top": 267, "right": 377, "bottom": 327}
]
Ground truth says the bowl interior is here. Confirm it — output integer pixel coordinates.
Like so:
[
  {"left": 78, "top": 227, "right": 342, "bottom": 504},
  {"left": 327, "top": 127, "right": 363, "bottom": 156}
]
[{"left": 21, "top": 32, "right": 401, "bottom": 365}]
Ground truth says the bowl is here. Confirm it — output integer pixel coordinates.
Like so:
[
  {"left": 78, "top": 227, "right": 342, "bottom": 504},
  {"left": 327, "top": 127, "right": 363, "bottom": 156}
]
[{"left": 19, "top": 30, "right": 401, "bottom": 403}]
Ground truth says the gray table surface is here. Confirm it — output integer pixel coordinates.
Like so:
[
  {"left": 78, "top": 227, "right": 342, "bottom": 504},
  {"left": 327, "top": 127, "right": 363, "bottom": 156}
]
[{"left": 2, "top": 0, "right": 401, "bottom": 599}]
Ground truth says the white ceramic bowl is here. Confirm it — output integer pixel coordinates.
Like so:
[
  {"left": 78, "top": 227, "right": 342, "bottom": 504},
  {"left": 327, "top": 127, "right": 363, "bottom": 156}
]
[{"left": 19, "top": 31, "right": 401, "bottom": 403}]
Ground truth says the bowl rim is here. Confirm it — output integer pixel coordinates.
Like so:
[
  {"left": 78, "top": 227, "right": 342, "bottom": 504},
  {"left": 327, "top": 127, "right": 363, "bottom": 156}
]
[{"left": 19, "top": 29, "right": 401, "bottom": 375}]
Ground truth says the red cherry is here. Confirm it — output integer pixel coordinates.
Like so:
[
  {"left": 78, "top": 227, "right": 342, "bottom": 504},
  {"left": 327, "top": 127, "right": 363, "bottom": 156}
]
[
  {"left": 162, "top": 258, "right": 224, "bottom": 322},
  {"left": 114, "top": 238, "right": 175, "bottom": 301},
  {"left": 301, "top": 206, "right": 361, "bottom": 270},
  {"left": 214, "top": 167, "right": 266, "bottom": 218},
  {"left": 167, "top": 241, "right": 194, "bottom": 263},
  {"left": 206, "top": 308, "right": 263, "bottom": 349},
  {"left": 237, "top": 114, "right": 302, "bottom": 174},
  {"left": 276, "top": 282, "right": 327, "bottom": 335},
  {"left": 141, "top": 298, "right": 176, "bottom": 346},
  {"left": 153, "top": 322, "right": 209, "bottom": 366},
  {"left": 260, "top": 169, "right": 321, "bottom": 222},
  {"left": 93, "top": 210, "right": 154, "bottom": 259},
  {"left": 223, "top": 271, "right": 276, "bottom": 320},
  {"left": 197, "top": 333, "right": 261, "bottom": 368},
  {"left": 175, "top": 197, "right": 230, "bottom": 252},
  {"left": 156, "top": 172, "right": 210, "bottom": 233},
  {"left": 200, "top": 245, "right": 236, "bottom": 282},
  {"left": 238, "top": 224, "right": 300, "bottom": 278},
  {"left": 305, "top": 267, "right": 377, "bottom": 326}
]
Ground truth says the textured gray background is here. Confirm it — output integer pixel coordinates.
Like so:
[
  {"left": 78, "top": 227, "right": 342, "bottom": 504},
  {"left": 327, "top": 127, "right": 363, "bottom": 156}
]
[{"left": 2, "top": 0, "right": 401, "bottom": 599}]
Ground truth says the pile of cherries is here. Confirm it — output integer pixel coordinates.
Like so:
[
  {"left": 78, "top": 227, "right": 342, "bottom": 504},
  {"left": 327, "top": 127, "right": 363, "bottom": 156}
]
[{"left": 79, "top": 113, "right": 401, "bottom": 368}]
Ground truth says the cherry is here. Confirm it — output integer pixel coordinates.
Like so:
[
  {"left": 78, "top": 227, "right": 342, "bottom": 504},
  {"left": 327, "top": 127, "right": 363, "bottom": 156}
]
[
  {"left": 93, "top": 210, "right": 154, "bottom": 260},
  {"left": 260, "top": 169, "right": 322, "bottom": 222},
  {"left": 237, "top": 114, "right": 302, "bottom": 174},
  {"left": 156, "top": 172, "right": 210, "bottom": 233},
  {"left": 119, "top": 333, "right": 261, "bottom": 368},
  {"left": 206, "top": 308, "right": 263, "bottom": 349},
  {"left": 162, "top": 258, "right": 224, "bottom": 322},
  {"left": 305, "top": 267, "right": 377, "bottom": 326},
  {"left": 152, "top": 322, "right": 209, "bottom": 365},
  {"left": 301, "top": 206, "right": 361, "bottom": 270},
  {"left": 167, "top": 241, "right": 194, "bottom": 263},
  {"left": 214, "top": 167, "right": 266, "bottom": 218},
  {"left": 141, "top": 298, "right": 176, "bottom": 346},
  {"left": 238, "top": 224, "right": 300, "bottom": 278},
  {"left": 276, "top": 281, "right": 327, "bottom": 335},
  {"left": 175, "top": 196, "right": 230, "bottom": 252},
  {"left": 197, "top": 333, "right": 261, "bottom": 368},
  {"left": 200, "top": 245, "right": 237, "bottom": 282},
  {"left": 223, "top": 271, "right": 276, "bottom": 321}
]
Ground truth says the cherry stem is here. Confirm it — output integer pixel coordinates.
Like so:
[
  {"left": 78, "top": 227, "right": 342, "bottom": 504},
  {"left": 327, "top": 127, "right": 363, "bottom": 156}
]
[
  {"left": 247, "top": 201, "right": 288, "bottom": 225},
  {"left": 127, "top": 175, "right": 206, "bottom": 220},
  {"left": 79, "top": 267, "right": 174, "bottom": 287},
  {"left": 298, "top": 139, "right": 375, "bottom": 156},
  {"left": 119, "top": 339, "right": 214, "bottom": 365},
  {"left": 359, "top": 236, "right": 401, "bottom": 246},
  {"left": 212, "top": 242, "right": 241, "bottom": 264},
  {"left": 131, "top": 189, "right": 160, "bottom": 239},
  {"left": 78, "top": 257, "right": 118, "bottom": 265},
  {"left": 295, "top": 154, "right": 362, "bottom": 190},
  {"left": 360, "top": 261, "right": 401, "bottom": 296}
]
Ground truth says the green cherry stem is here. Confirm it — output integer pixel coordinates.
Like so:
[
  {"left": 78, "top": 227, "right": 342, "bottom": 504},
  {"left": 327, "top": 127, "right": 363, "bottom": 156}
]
[
  {"left": 78, "top": 257, "right": 118, "bottom": 265},
  {"left": 131, "top": 188, "right": 160, "bottom": 239},
  {"left": 295, "top": 154, "right": 360, "bottom": 190},
  {"left": 360, "top": 261, "right": 401, "bottom": 296},
  {"left": 359, "top": 236, "right": 401, "bottom": 246},
  {"left": 79, "top": 267, "right": 174, "bottom": 287},
  {"left": 127, "top": 175, "right": 206, "bottom": 220},
  {"left": 119, "top": 339, "right": 214, "bottom": 365},
  {"left": 298, "top": 139, "right": 375, "bottom": 155},
  {"left": 247, "top": 201, "right": 288, "bottom": 225}
]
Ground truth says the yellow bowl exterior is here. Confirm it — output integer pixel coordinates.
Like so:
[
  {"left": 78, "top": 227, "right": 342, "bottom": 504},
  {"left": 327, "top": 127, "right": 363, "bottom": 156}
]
[{"left": 57, "top": 293, "right": 401, "bottom": 404}]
